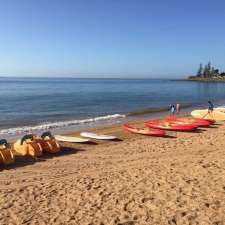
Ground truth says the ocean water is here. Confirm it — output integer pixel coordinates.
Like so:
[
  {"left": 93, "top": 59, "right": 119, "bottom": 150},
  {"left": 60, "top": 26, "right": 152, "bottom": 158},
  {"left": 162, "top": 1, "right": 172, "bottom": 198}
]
[{"left": 1, "top": 77, "right": 225, "bottom": 136}]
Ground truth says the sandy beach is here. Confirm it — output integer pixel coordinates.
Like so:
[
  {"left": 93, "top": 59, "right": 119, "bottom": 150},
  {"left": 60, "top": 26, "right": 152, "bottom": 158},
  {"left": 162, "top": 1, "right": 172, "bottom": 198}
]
[{"left": 1, "top": 120, "right": 225, "bottom": 225}]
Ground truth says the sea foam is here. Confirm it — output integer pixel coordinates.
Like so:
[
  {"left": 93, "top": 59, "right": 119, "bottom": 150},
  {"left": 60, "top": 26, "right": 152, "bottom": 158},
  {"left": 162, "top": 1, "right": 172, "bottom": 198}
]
[{"left": 0, "top": 114, "right": 126, "bottom": 135}]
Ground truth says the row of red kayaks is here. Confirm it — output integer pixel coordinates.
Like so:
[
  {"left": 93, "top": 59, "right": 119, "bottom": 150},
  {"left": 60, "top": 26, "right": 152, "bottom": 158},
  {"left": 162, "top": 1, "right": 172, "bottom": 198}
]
[{"left": 123, "top": 116, "right": 215, "bottom": 137}]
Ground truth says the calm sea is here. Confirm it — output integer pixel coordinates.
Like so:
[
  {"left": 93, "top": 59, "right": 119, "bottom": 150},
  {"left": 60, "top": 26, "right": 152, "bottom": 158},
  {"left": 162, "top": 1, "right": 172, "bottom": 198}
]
[{"left": 1, "top": 77, "right": 225, "bottom": 136}]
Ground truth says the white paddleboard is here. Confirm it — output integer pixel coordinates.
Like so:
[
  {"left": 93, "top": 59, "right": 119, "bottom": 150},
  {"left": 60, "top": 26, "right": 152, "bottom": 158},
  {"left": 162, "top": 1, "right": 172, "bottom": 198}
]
[
  {"left": 80, "top": 132, "right": 116, "bottom": 140},
  {"left": 214, "top": 107, "right": 225, "bottom": 113},
  {"left": 191, "top": 109, "right": 225, "bottom": 121},
  {"left": 54, "top": 135, "right": 90, "bottom": 143}
]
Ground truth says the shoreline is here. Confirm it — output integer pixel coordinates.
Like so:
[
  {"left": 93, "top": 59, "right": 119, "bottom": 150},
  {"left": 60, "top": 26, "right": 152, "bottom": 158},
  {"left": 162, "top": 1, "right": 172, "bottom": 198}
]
[
  {"left": 1, "top": 101, "right": 221, "bottom": 141},
  {"left": 187, "top": 77, "right": 225, "bottom": 82}
]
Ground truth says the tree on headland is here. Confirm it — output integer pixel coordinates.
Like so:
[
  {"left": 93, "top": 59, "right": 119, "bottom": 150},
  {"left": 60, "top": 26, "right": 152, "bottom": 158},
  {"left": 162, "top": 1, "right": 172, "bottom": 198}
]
[
  {"left": 214, "top": 69, "right": 219, "bottom": 75},
  {"left": 192, "top": 62, "right": 223, "bottom": 79},
  {"left": 203, "top": 65, "right": 207, "bottom": 77},
  {"left": 207, "top": 62, "right": 211, "bottom": 72},
  {"left": 203, "top": 62, "right": 211, "bottom": 77},
  {"left": 196, "top": 63, "right": 203, "bottom": 77},
  {"left": 211, "top": 67, "right": 219, "bottom": 76}
]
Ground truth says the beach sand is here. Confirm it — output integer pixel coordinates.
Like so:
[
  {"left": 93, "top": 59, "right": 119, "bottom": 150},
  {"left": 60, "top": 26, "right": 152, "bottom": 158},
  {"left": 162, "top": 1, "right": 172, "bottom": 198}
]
[{"left": 0, "top": 120, "right": 225, "bottom": 225}]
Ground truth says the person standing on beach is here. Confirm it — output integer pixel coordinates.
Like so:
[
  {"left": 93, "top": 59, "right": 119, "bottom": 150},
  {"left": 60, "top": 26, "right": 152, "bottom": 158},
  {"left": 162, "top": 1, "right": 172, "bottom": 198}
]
[
  {"left": 169, "top": 104, "right": 176, "bottom": 115},
  {"left": 176, "top": 103, "right": 180, "bottom": 114},
  {"left": 208, "top": 101, "right": 214, "bottom": 113}
]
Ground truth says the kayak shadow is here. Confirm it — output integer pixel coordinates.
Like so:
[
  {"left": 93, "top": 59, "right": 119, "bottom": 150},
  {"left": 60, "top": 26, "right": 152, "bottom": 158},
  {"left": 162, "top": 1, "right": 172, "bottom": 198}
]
[
  {"left": 42, "top": 147, "right": 85, "bottom": 158},
  {"left": 85, "top": 140, "right": 98, "bottom": 145},
  {"left": 163, "top": 134, "right": 176, "bottom": 138},
  {"left": 0, "top": 147, "right": 85, "bottom": 171},
  {"left": 187, "top": 129, "right": 206, "bottom": 133},
  {"left": 196, "top": 128, "right": 207, "bottom": 132},
  {"left": 197, "top": 126, "right": 219, "bottom": 132},
  {"left": 111, "top": 138, "right": 123, "bottom": 142},
  {"left": 206, "top": 125, "right": 220, "bottom": 128},
  {"left": 0, "top": 155, "right": 41, "bottom": 171}
]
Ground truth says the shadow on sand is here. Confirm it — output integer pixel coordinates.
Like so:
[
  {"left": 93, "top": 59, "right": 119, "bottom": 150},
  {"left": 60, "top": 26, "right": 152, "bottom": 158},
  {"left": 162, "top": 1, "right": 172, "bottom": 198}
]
[
  {"left": 162, "top": 134, "right": 177, "bottom": 138},
  {"left": 41, "top": 146, "right": 85, "bottom": 159},
  {"left": 0, "top": 146, "right": 85, "bottom": 171},
  {"left": 205, "top": 125, "right": 220, "bottom": 129},
  {"left": 110, "top": 138, "right": 123, "bottom": 142}
]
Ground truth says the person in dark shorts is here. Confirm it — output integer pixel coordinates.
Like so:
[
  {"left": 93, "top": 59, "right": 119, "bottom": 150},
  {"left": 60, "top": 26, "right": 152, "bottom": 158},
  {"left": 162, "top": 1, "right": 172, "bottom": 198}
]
[{"left": 208, "top": 101, "right": 214, "bottom": 113}]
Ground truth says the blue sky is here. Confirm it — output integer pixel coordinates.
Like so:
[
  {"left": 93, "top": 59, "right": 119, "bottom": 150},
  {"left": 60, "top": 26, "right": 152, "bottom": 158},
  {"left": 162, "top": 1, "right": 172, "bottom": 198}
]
[{"left": 0, "top": 0, "right": 225, "bottom": 78}]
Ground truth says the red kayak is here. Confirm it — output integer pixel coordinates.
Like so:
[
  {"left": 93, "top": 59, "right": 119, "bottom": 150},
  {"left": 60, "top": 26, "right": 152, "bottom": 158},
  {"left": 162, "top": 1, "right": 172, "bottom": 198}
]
[
  {"left": 165, "top": 116, "right": 212, "bottom": 127},
  {"left": 123, "top": 124, "right": 166, "bottom": 137},
  {"left": 203, "top": 119, "right": 215, "bottom": 124},
  {"left": 144, "top": 120, "right": 197, "bottom": 131}
]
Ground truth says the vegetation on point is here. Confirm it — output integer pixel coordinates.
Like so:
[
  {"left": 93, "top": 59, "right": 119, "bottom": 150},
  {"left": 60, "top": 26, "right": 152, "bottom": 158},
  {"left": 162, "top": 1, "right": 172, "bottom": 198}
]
[{"left": 189, "top": 62, "right": 225, "bottom": 80}]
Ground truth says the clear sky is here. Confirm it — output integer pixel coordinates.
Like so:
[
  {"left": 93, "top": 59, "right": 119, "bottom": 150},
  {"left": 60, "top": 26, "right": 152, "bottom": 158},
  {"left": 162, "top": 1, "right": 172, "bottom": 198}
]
[{"left": 0, "top": 0, "right": 225, "bottom": 78}]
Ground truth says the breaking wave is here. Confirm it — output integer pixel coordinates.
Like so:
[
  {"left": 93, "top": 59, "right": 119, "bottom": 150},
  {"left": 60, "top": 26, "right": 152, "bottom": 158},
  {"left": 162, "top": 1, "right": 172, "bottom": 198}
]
[{"left": 0, "top": 114, "right": 126, "bottom": 135}]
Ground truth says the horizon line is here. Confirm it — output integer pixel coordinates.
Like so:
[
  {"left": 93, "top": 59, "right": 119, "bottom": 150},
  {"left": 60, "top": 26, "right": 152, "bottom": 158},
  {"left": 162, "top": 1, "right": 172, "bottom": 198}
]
[{"left": 0, "top": 75, "right": 185, "bottom": 80}]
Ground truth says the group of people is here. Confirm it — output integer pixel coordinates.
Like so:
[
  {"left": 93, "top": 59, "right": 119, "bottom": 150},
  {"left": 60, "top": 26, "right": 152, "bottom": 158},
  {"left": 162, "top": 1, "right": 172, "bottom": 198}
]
[
  {"left": 169, "top": 101, "right": 214, "bottom": 115},
  {"left": 169, "top": 103, "right": 180, "bottom": 115}
]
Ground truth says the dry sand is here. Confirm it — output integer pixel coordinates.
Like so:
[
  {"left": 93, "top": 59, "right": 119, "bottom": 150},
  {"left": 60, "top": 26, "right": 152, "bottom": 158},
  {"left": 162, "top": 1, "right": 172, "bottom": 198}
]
[{"left": 0, "top": 120, "right": 225, "bottom": 225}]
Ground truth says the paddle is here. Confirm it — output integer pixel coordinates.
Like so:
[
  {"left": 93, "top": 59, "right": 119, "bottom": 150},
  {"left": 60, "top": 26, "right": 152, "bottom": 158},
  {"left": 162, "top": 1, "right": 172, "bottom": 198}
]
[
  {"left": 202, "top": 110, "right": 215, "bottom": 120},
  {"left": 202, "top": 112, "right": 209, "bottom": 119}
]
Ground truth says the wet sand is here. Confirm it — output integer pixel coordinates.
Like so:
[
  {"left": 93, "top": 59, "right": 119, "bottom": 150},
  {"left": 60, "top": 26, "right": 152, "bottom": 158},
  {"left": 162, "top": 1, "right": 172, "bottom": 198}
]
[{"left": 1, "top": 120, "right": 225, "bottom": 224}]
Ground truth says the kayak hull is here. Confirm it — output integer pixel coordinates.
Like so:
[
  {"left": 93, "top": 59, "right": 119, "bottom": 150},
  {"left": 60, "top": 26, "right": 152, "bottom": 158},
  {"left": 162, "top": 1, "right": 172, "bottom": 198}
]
[
  {"left": 145, "top": 120, "right": 197, "bottom": 131},
  {"left": 165, "top": 116, "right": 211, "bottom": 127},
  {"left": 123, "top": 124, "right": 166, "bottom": 137}
]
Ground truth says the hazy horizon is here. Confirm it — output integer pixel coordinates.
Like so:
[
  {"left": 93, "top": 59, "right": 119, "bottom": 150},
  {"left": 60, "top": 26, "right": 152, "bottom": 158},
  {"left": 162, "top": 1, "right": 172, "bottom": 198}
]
[
  {"left": 0, "top": 0, "right": 225, "bottom": 78},
  {"left": 0, "top": 74, "right": 187, "bottom": 79}
]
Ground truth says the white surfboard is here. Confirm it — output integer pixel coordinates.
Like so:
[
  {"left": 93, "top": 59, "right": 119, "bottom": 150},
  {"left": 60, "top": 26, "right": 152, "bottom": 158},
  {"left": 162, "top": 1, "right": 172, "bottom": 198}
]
[
  {"left": 80, "top": 132, "right": 117, "bottom": 140},
  {"left": 54, "top": 135, "right": 90, "bottom": 143},
  {"left": 191, "top": 109, "right": 225, "bottom": 121},
  {"left": 214, "top": 107, "right": 225, "bottom": 113}
]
